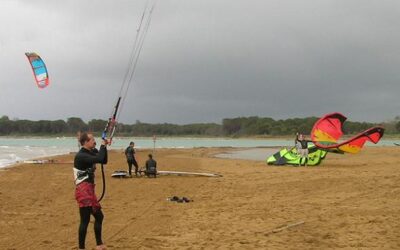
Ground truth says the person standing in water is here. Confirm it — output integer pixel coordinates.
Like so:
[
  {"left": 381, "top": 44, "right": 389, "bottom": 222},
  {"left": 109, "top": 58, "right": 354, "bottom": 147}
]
[
  {"left": 125, "top": 141, "right": 139, "bottom": 177},
  {"left": 73, "top": 132, "right": 108, "bottom": 250}
]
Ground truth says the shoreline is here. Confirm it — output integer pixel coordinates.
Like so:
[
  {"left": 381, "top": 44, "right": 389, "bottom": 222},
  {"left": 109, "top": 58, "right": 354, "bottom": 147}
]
[
  {"left": 2, "top": 134, "right": 400, "bottom": 139},
  {"left": 3, "top": 146, "right": 277, "bottom": 169},
  {"left": 0, "top": 137, "right": 299, "bottom": 169},
  {"left": 2, "top": 143, "right": 394, "bottom": 169}
]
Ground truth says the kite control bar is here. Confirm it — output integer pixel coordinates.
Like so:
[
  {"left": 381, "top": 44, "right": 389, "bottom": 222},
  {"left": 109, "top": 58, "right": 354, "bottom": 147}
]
[{"left": 101, "top": 97, "right": 122, "bottom": 144}]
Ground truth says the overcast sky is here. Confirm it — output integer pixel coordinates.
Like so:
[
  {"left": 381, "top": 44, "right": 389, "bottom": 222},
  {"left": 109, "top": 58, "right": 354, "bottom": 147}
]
[{"left": 0, "top": 0, "right": 399, "bottom": 124}]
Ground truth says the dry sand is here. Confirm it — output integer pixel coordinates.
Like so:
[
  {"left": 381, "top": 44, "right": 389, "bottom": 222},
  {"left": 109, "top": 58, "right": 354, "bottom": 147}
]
[{"left": 0, "top": 147, "right": 399, "bottom": 249}]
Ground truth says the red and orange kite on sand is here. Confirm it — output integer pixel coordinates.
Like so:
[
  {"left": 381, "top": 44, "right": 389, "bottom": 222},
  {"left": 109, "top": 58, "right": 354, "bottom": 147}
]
[
  {"left": 267, "top": 113, "right": 384, "bottom": 166},
  {"left": 311, "top": 112, "right": 384, "bottom": 154}
]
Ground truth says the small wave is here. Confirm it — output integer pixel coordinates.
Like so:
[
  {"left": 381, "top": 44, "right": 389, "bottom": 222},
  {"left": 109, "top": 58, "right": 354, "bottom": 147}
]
[
  {"left": 0, "top": 153, "right": 22, "bottom": 167},
  {"left": 0, "top": 145, "right": 74, "bottom": 168},
  {"left": 0, "top": 159, "right": 17, "bottom": 168},
  {"left": 8, "top": 153, "right": 20, "bottom": 160}
]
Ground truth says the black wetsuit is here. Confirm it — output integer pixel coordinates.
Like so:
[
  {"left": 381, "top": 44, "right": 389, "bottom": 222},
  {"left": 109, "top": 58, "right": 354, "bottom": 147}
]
[
  {"left": 125, "top": 146, "right": 139, "bottom": 176},
  {"left": 74, "top": 146, "right": 107, "bottom": 183},
  {"left": 145, "top": 158, "right": 157, "bottom": 177},
  {"left": 74, "top": 145, "right": 108, "bottom": 249}
]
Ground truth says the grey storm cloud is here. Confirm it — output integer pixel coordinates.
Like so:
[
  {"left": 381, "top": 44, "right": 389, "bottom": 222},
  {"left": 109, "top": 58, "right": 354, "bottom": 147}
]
[{"left": 0, "top": 0, "right": 399, "bottom": 124}]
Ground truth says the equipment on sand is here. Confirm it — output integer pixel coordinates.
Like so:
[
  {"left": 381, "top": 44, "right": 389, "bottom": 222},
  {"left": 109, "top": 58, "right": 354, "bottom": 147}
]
[
  {"left": 266, "top": 144, "right": 327, "bottom": 166},
  {"left": 167, "top": 196, "right": 193, "bottom": 203},
  {"left": 111, "top": 170, "right": 222, "bottom": 178},
  {"left": 22, "top": 159, "right": 73, "bottom": 164},
  {"left": 111, "top": 170, "right": 130, "bottom": 178},
  {"left": 157, "top": 171, "right": 222, "bottom": 177},
  {"left": 267, "top": 112, "right": 385, "bottom": 166},
  {"left": 311, "top": 112, "right": 384, "bottom": 154}
]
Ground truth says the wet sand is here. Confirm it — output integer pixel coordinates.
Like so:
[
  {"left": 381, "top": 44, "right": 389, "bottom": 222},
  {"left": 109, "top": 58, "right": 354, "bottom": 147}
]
[{"left": 0, "top": 147, "right": 399, "bottom": 249}]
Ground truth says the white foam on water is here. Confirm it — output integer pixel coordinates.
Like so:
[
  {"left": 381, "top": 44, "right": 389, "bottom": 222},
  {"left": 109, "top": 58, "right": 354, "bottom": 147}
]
[
  {"left": 0, "top": 159, "right": 15, "bottom": 168},
  {"left": 0, "top": 152, "right": 22, "bottom": 168},
  {"left": 0, "top": 144, "right": 75, "bottom": 169}
]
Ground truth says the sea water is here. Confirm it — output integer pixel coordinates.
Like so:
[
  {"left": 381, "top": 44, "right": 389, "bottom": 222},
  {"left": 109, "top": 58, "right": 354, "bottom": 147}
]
[
  {"left": 0, "top": 137, "right": 396, "bottom": 168},
  {"left": 0, "top": 137, "right": 292, "bottom": 168}
]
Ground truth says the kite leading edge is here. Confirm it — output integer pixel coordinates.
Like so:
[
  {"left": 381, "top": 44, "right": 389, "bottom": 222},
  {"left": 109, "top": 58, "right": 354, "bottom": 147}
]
[{"left": 25, "top": 52, "right": 49, "bottom": 89}]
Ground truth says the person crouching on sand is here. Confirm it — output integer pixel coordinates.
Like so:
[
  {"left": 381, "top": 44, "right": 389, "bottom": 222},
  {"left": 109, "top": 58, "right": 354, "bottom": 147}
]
[
  {"left": 145, "top": 153, "right": 157, "bottom": 178},
  {"left": 73, "top": 132, "right": 108, "bottom": 250}
]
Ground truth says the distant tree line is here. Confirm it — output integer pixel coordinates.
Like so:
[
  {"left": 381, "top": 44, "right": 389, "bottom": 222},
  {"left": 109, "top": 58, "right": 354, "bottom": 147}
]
[{"left": 0, "top": 115, "right": 398, "bottom": 137}]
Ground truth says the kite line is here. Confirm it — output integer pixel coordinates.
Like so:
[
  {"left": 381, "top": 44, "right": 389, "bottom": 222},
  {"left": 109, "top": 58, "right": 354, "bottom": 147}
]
[{"left": 98, "top": 0, "right": 157, "bottom": 202}]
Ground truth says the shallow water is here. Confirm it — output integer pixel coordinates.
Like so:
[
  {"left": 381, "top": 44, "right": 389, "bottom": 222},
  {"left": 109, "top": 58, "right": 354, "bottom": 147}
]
[
  {"left": 0, "top": 137, "right": 292, "bottom": 168},
  {"left": 215, "top": 148, "right": 279, "bottom": 161}
]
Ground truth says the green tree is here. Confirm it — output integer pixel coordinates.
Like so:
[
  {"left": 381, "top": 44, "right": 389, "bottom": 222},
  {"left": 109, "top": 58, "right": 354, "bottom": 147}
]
[
  {"left": 50, "top": 120, "right": 68, "bottom": 133},
  {"left": 67, "top": 117, "right": 88, "bottom": 132},
  {"left": 0, "top": 116, "right": 12, "bottom": 134},
  {"left": 88, "top": 119, "right": 107, "bottom": 132}
]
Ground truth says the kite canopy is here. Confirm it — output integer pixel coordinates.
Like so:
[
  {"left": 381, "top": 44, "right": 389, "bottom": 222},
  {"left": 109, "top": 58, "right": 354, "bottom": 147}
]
[
  {"left": 267, "top": 144, "right": 328, "bottom": 166},
  {"left": 25, "top": 52, "right": 49, "bottom": 88},
  {"left": 311, "top": 112, "right": 384, "bottom": 154}
]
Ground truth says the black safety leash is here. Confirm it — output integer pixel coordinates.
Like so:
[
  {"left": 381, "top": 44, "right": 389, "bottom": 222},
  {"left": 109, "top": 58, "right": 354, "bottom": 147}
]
[{"left": 97, "top": 97, "right": 122, "bottom": 202}]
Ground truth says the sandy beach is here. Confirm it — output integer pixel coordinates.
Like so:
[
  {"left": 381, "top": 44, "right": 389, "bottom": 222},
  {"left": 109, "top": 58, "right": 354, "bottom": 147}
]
[{"left": 0, "top": 146, "right": 399, "bottom": 249}]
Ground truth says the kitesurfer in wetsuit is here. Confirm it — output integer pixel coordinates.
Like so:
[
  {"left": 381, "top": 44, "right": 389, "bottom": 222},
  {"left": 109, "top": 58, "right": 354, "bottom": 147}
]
[
  {"left": 73, "top": 132, "right": 108, "bottom": 250},
  {"left": 295, "top": 134, "right": 312, "bottom": 166},
  {"left": 145, "top": 153, "right": 157, "bottom": 178},
  {"left": 125, "top": 141, "right": 139, "bottom": 177}
]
